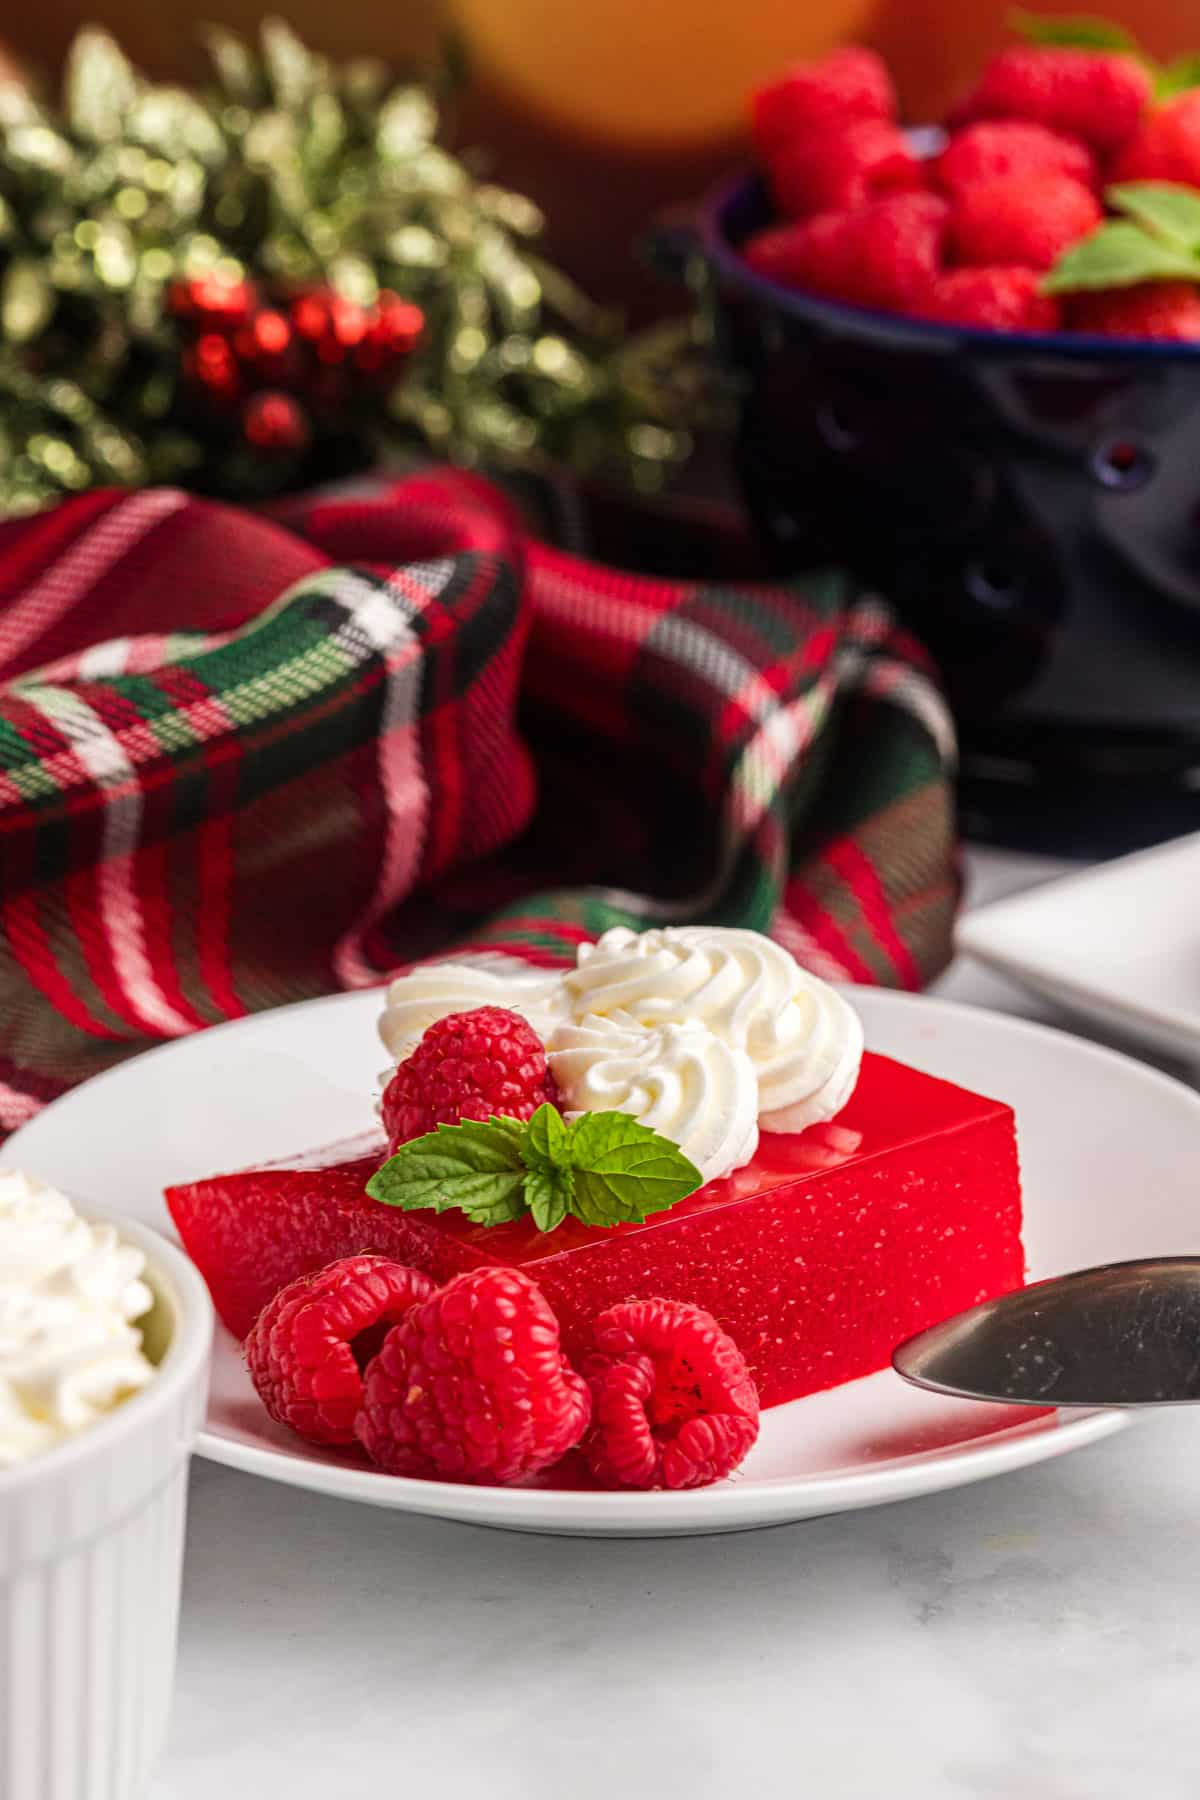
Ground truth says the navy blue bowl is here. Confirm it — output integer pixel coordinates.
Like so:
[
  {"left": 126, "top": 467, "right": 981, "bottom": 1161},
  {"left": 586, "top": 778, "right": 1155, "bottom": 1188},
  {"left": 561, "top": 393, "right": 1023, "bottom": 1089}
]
[{"left": 697, "top": 172, "right": 1200, "bottom": 853}]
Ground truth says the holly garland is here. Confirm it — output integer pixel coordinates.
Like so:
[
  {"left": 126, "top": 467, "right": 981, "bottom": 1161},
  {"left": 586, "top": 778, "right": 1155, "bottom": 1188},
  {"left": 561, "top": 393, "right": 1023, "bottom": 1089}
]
[{"left": 0, "top": 23, "right": 701, "bottom": 514}]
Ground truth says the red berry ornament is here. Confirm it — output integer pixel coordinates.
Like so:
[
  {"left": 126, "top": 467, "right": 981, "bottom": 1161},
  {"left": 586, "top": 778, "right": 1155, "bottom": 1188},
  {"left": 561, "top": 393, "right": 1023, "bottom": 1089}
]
[
  {"left": 186, "top": 331, "right": 241, "bottom": 404},
  {"left": 169, "top": 274, "right": 257, "bottom": 330},
  {"left": 290, "top": 291, "right": 331, "bottom": 343},
  {"left": 242, "top": 389, "right": 310, "bottom": 453},
  {"left": 233, "top": 308, "right": 296, "bottom": 382},
  {"left": 357, "top": 292, "right": 424, "bottom": 372}
]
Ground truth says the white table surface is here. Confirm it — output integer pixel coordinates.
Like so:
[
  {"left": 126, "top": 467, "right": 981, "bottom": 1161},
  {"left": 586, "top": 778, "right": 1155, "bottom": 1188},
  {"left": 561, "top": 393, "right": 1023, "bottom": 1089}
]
[{"left": 150, "top": 849, "right": 1200, "bottom": 1800}]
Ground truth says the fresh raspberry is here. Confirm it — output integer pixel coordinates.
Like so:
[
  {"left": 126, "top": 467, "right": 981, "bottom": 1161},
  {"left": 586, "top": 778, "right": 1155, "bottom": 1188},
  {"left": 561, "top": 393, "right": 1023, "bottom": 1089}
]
[
  {"left": 916, "top": 266, "right": 1061, "bottom": 332},
  {"left": 1067, "top": 281, "right": 1200, "bottom": 341},
  {"left": 356, "top": 1267, "right": 591, "bottom": 1483},
  {"left": 948, "top": 172, "right": 1102, "bottom": 272},
  {"left": 847, "top": 192, "right": 950, "bottom": 312},
  {"left": 769, "top": 119, "right": 923, "bottom": 218},
  {"left": 951, "top": 47, "right": 1151, "bottom": 155},
  {"left": 934, "top": 121, "right": 1097, "bottom": 196},
  {"left": 580, "top": 1299, "right": 760, "bottom": 1490},
  {"left": 380, "top": 1005, "right": 559, "bottom": 1150},
  {"left": 245, "top": 1255, "right": 435, "bottom": 1447},
  {"left": 751, "top": 47, "right": 894, "bottom": 162},
  {"left": 1111, "top": 90, "right": 1200, "bottom": 186},
  {"left": 744, "top": 192, "right": 948, "bottom": 315},
  {"left": 743, "top": 211, "right": 860, "bottom": 292}
]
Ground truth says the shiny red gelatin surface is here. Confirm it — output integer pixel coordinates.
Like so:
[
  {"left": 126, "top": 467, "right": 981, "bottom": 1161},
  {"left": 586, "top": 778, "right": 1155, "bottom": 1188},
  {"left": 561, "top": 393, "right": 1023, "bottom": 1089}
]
[{"left": 166, "top": 1052, "right": 1024, "bottom": 1408}]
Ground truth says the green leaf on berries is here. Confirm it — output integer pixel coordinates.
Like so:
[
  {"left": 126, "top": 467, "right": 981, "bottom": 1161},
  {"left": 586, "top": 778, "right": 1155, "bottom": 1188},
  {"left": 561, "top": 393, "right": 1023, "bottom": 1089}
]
[
  {"left": 1155, "top": 52, "right": 1200, "bottom": 100},
  {"left": 1105, "top": 181, "right": 1200, "bottom": 253},
  {"left": 366, "top": 1117, "right": 527, "bottom": 1225},
  {"left": 367, "top": 1106, "right": 704, "bottom": 1232},
  {"left": 1042, "top": 220, "right": 1199, "bottom": 293},
  {"left": 524, "top": 1166, "right": 569, "bottom": 1233},
  {"left": 521, "top": 1101, "right": 571, "bottom": 1173},
  {"left": 1009, "top": 10, "right": 1138, "bottom": 50},
  {"left": 568, "top": 1112, "right": 703, "bottom": 1228}
]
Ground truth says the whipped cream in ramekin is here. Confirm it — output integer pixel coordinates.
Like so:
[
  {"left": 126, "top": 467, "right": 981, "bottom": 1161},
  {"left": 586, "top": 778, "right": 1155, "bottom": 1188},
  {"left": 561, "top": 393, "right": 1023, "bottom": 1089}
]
[
  {"left": 378, "top": 960, "right": 570, "bottom": 1063},
  {"left": 546, "top": 1013, "right": 760, "bottom": 1184},
  {"left": 568, "top": 927, "right": 863, "bottom": 1135},
  {"left": 0, "top": 1170, "right": 156, "bottom": 1468}
]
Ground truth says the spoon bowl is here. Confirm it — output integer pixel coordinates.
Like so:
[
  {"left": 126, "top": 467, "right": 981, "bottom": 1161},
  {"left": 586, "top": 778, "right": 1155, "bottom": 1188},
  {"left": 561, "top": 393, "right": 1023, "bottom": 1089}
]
[{"left": 894, "top": 1258, "right": 1200, "bottom": 1408}]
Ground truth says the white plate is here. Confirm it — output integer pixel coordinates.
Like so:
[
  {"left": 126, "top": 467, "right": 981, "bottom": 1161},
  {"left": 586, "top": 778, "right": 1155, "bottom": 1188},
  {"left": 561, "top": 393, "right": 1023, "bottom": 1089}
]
[
  {"left": 957, "top": 833, "right": 1200, "bottom": 1060},
  {"left": 9, "top": 988, "right": 1200, "bottom": 1536}
]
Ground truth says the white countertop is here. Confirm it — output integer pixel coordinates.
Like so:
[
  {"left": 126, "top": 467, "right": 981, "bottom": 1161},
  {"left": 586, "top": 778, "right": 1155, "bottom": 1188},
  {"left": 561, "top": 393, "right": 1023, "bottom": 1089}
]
[{"left": 150, "top": 850, "right": 1200, "bottom": 1800}]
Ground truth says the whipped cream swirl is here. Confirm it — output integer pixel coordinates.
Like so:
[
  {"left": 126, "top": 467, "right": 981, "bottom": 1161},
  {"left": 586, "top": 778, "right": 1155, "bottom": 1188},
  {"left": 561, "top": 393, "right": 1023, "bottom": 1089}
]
[
  {"left": 0, "top": 1170, "right": 156, "bottom": 1469},
  {"left": 547, "top": 1013, "right": 759, "bottom": 1184},
  {"left": 376, "top": 929, "right": 863, "bottom": 1185},
  {"left": 566, "top": 926, "right": 863, "bottom": 1135},
  {"left": 378, "top": 959, "right": 570, "bottom": 1063}
]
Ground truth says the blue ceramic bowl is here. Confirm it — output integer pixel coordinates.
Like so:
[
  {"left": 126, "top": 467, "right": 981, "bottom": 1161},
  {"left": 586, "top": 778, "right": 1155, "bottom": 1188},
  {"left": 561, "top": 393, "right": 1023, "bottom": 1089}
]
[{"left": 697, "top": 172, "right": 1200, "bottom": 852}]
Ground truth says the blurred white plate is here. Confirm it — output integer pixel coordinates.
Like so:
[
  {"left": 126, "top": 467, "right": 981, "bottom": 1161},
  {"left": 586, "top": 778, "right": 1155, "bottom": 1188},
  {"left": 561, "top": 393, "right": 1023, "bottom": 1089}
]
[
  {"left": 957, "top": 833, "right": 1200, "bottom": 1060},
  {"left": 9, "top": 988, "right": 1200, "bottom": 1536}
]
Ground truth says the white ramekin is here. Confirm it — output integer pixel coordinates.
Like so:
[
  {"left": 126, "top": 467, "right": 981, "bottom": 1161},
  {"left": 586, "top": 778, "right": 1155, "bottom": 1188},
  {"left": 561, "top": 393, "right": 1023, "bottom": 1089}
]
[{"left": 0, "top": 1217, "right": 213, "bottom": 1800}]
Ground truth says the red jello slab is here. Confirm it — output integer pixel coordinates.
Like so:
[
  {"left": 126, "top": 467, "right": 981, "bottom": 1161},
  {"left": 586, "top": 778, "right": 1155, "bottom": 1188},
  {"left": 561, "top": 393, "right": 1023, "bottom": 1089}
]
[{"left": 166, "top": 1051, "right": 1024, "bottom": 1408}]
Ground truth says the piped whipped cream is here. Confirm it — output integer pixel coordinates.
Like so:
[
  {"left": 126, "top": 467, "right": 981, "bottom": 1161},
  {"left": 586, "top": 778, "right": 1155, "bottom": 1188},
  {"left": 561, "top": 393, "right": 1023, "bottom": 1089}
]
[
  {"left": 378, "top": 960, "right": 570, "bottom": 1063},
  {"left": 377, "top": 927, "right": 863, "bottom": 1184},
  {"left": 0, "top": 1171, "right": 156, "bottom": 1470},
  {"left": 546, "top": 1013, "right": 759, "bottom": 1184},
  {"left": 567, "top": 927, "right": 863, "bottom": 1134}
]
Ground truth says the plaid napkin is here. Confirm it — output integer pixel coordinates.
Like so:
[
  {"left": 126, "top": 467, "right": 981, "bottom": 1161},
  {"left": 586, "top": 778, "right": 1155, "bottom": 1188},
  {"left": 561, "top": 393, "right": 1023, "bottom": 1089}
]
[{"left": 0, "top": 467, "right": 958, "bottom": 1135}]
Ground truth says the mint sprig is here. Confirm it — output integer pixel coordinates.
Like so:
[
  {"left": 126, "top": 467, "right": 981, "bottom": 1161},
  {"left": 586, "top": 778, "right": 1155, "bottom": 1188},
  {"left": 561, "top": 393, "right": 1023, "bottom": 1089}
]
[
  {"left": 366, "top": 1103, "right": 703, "bottom": 1232},
  {"left": 1107, "top": 182, "right": 1200, "bottom": 251},
  {"left": 1043, "top": 184, "right": 1200, "bottom": 294}
]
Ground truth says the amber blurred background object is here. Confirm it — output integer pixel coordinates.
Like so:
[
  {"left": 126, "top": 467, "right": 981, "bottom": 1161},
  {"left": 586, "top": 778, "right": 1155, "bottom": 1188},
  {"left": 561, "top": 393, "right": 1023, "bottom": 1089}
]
[{"left": 1, "top": 0, "right": 1191, "bottom": 310}]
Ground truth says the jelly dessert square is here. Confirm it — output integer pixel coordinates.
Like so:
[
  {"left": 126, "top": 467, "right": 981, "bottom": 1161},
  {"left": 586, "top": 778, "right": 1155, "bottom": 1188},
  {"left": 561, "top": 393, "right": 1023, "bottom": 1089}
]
[{"left": 166, "top": 1050, "right": 1023, "bottom": 1408}]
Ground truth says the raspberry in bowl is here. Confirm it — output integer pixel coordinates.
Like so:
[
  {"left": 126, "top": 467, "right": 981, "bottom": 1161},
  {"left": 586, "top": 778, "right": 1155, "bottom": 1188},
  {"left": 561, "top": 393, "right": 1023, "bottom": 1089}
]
[{"left": 692, "top": 27, "right": 1200, "bottom": 854}]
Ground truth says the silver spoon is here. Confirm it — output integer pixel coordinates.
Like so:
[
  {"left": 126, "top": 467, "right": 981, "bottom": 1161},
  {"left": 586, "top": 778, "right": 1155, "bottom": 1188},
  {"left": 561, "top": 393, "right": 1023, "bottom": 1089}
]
[{"left": 893, "top": 1258, "right": 1200, "bottom": 1408}]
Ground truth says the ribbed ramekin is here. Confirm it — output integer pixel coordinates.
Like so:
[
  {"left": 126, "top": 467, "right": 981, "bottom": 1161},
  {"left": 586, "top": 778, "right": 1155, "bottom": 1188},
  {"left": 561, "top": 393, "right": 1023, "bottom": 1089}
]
[{"left": 0, "top": 1218, "right": 213, "bottom": 1800}]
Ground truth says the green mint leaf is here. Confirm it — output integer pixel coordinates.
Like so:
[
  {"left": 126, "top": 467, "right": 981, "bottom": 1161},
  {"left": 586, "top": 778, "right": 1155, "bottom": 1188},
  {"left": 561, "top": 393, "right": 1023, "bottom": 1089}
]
[
  {"left": 521, "top": 1101, "right": 571, "bottom": 1173},
  {"left": 366, "top": 1105, "right": 703, "bottom": 1233},
  {"left": 524, "top": 1166, "right": 570, "bottom": 1232},
  {"left": 1155, "top": 52, "right": 1200, "bottom": 100},
  {"left": 1009, "top": 10, "right": 1138, "bottom": 49},
  {"left": 489, "top": 1115, "right": 527, "bottom": 1140},
  {"left": 566, "top": 1112, "right": 702, "bottom": 1228},
  {"left": 1042, "top": 220, "right": 1198, "bottom": 293},
  {"left": 366, "top": 1117, "right": 527, "bottom": 1224},
  {"left": 1106, "top": 181, "right": 1200, "bottom": 254}
]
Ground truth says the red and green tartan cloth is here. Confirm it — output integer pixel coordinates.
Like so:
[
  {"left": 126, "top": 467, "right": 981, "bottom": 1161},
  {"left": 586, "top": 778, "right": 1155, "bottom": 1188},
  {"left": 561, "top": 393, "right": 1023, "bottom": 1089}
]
[{"left": 0, "top": 466, "right": 958, "bottom": 1136}]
